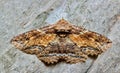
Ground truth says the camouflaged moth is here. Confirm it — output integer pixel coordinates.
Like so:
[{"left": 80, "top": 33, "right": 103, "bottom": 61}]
[{"left": 11, "top": 19, "right": 112, "bottom": 65}]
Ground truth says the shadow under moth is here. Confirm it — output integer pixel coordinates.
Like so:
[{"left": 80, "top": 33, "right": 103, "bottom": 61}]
[{"left": 11, "top": 19, "right": 112, "bottom": 65}]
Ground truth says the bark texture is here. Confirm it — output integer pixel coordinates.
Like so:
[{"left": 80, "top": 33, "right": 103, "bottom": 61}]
[{"left": 0, "top": 0, "right": 120, "bottom": 73}]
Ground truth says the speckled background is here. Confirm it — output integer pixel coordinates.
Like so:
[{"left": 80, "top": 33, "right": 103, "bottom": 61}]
[{"left": 0, "top": 0, "right": 120, "bottom": 73}]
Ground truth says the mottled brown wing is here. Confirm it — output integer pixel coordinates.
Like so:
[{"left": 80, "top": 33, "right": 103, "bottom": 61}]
[
  {"left": 69, "top": 30, "right": 112, "bottom": 56},
  {"left": 11, "top": 29, "right": 56, "bottom": 54}
]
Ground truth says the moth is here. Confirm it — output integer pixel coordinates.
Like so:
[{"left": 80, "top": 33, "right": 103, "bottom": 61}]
[{"left": 11, "top": 19, "right": 112, "bottom": 65}]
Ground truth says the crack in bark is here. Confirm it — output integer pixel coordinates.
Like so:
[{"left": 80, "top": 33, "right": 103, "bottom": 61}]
[{"left": 84, "top": 60, "right": 94, "bottom": 73}]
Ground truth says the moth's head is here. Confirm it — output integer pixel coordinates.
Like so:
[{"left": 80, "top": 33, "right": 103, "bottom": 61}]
[{"left": 54, "top": 19, "right": 72, "bottom": 33}]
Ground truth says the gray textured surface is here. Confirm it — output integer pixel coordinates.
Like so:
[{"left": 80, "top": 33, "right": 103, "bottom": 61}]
[{"left": 0, "top": 0, "right": 120, "bottom": 73}]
